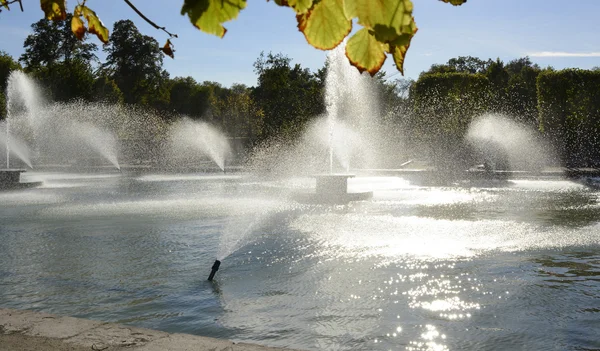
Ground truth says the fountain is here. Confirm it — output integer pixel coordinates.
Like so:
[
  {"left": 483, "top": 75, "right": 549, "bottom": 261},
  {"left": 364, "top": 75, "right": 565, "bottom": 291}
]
[
  {"left": 298, "top": 43, "right": 376, "bottom": 203},
  {"left": 1, "top": 72, "right": 124, "bottom": 176},
  {"left": 166, "top": 117, "right": 232, "bottom": 172},
  {"left": 464, "top": 113, "right": 557, "bottom": 184}
]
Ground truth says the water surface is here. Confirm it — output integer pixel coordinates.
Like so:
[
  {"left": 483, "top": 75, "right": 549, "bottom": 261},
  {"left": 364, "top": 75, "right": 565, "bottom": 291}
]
[{"left": 1, "top": 172, "right": 599, "bottom": 350}]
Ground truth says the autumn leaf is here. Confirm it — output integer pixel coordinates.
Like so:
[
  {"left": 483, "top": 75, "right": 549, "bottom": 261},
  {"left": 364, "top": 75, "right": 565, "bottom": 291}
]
[
  {"left": 77, "top": 5, "right": 109, "bottom": 44},
  {"left": 40, "top": 0, "right": 67, "bottom": 20},
  {"left": 161, "top": 39, "right": 175, "bottom": 59},
  {"left": 181, "top": 0, "right": 247, "bottom": 38},
  {"left": 391, "top": 43, "right": 410, "bottom": 76},
  {"left": 440, "top": 0, "right": 467, "bottom": 5},
  {"left": 345, "top": 28, "right": 387, "bottom": 76},
  {"left": 297, "top": 0, "right": 351, "bottom": 50},
  {"left": 71, "top": 15, "right": 86, "bottom": 40}
]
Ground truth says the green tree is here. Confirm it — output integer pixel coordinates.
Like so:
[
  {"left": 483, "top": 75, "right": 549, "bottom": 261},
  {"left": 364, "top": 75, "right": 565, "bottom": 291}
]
[
  {"left": 251, "top": 52, "right": 324, "bottom": 141},
  {"left": 0, "top": 52, "right": 21, "bottom": 118},
  {"left": 168, "top": 76, "right": 210, "bottom": 118},
  {"left": 102, "top": 20, "right": 170, "bottom": 108},
  {"left": 0, "top": 51, "right": 21, "bottom": 92},
  {"left": 92, "top": 76, "right": 124, "bottom": 104},
  {"left": 32, "top": 59, "right": 95, "bottom": 102},
  {"left": 20, "top": 14, "right": 97, "bottom": 70}
]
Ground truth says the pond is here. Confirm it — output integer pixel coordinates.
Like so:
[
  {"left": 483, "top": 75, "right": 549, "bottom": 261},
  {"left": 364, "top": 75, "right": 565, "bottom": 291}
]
[{"left": 1, "top": 172, "right": 599, "bottom": 350}]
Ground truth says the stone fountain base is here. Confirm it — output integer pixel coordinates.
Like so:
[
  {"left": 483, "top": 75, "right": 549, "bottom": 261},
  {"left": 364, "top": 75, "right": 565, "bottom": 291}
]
[
  {"left": 0, "top": 169, "right": 41, "bottom": 190},
  {"left": 293, "top": 174, "right": 373, "bottom": 204}
]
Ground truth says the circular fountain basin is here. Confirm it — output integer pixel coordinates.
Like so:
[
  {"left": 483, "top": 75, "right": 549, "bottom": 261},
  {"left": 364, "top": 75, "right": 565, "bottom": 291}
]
[
  {"left": 293, "top": 173, "right": 373, "bottom": 204},
  {"left": 0, "top": 169, "right": 41, "bottom": 190}
]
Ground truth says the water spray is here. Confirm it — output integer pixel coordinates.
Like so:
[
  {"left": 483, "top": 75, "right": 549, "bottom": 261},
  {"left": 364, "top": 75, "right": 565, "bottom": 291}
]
[{"left": 207, "top": 259, "right": 221, "bottom": 281}]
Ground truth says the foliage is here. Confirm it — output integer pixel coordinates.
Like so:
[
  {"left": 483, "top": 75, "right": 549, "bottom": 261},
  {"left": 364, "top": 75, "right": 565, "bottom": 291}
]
[
  {"left": 168, "top": 76, "right": 210, "bottom": 118},
  {"left": 251, "top": 52, "right": 324, "bottom": 141},
  {"left": 92, "top": 76, "right": 124, "bottom": 104},
  {"left": 32, "top": 59, "right": 95, "bottom": 102},
  {"left": 102, "top": 20, "right": 170, "bottom": 108},
  {"left": 412, "top": 73, "right": 490, "bottom": 139},
  {"left": 537, "top": 69, "right": 600, "bottom": 167},
  {"left": 20, "top": 14, "right": 97, "bottom": 70},
  {"left": 0, "top": 51, "right": 21, "bottom": 92},
  {"left": 3, "top": 0, "right": 467, "bottom": 76}
]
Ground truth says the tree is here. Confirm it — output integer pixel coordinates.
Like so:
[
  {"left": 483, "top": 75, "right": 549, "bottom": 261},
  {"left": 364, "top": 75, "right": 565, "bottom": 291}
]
[
  {"left": 2, "top": 0, "right": 467, "bottom": 77},
  {"left": 32, "top": 59, "right": 95, "bottom": 102},
  {"left": 0, "top": 51, "right": 21, "bottom": 92},
  {"left": 102, "top": 20, "right": 170, "bottom": 108},
  {"left": 251, "top": 52, "right": 324, "bottom": 141},
  {"left": 92, "top": 76, "right": 124, "bottom": 104},
  {"left": 20, "top": 14, "right": 97, "bottom": 70},
  {"left": 168, "top": 76, "right": 210, "bottom": 118}
]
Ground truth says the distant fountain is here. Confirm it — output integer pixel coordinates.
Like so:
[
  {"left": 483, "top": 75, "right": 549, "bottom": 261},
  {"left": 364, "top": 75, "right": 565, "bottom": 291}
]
[
  {"left": 0, "top": 121, "right": 32, "bottom": 169},
  {"left": 3, "top": 72, "right": 122, "bottom": 170},
  {"left": 4, "top": 71, "right": 43, "bottom": 169},
  {"left": 466, "top": 113, "right": 554, "bottom": 171},
  {"left": 68, "top": 122, "right": 120, "bottom": 170},
  {"left": 167, "top": 118, "right": 232, "bottom": 171}
]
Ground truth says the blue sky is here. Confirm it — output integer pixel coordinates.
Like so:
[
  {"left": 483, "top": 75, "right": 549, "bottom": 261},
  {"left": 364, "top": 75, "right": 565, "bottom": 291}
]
[{"left": 1, "top": 0, "right": 599, "bottom": 87}]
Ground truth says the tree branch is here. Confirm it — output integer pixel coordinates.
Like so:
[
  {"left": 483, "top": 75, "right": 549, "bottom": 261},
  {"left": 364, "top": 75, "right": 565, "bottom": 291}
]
[
  {"left": 122, "top": 0, "right": 178, "bottom": 38},
  {"left": 0, "top": 0, "right": 23, "bottom": 12}
]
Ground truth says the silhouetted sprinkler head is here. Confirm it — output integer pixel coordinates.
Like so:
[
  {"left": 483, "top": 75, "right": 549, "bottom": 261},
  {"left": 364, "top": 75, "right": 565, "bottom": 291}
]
[{"left": 207, "top": 260, "right": 221, "bottom": 281}]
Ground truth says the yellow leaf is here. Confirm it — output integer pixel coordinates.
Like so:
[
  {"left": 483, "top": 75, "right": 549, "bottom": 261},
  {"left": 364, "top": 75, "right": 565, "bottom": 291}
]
[
  {"left": 345, "top": 28, "right": 386, "bottom": 76},
  {"left": 391, "top": 42, "right": 411, "bottom": 76},
  {"left": 40, "top": 0, "right": 67, "bottom": 20},
  {"left": 181, "top": 0, "right": 247, "bottom": 38},
  {"left": 161, "top": 39, "right": 175, "bottom": 59},
  {"left": 80, "top": 5, "right": 109, "bottom": 44},
  {"left": 71, "top": 15, "right": 86, "bottom": 40},
  {"left": 439, "top": 0, "right": 467, "bottom": 5},
  {"left": 1, "top": 0, "right": 9, "bottom": 10},
  {"left": 297, "top": 0, "right": 351, "bottom": 50}
]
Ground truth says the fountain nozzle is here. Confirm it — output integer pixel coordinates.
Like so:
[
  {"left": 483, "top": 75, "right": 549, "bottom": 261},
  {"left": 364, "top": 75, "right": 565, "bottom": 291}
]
[{"left": 207, "top": 259, "right": 221, "bottom": 281}]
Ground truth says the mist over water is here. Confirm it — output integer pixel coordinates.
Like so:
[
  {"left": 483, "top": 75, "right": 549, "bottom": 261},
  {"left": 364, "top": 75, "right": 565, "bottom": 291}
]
[
  {"left": 466, "top": 113, "right": 556, "bottom": 170},
  {"left": 167, "top": 118, "right": 232, "bottom": 171}
]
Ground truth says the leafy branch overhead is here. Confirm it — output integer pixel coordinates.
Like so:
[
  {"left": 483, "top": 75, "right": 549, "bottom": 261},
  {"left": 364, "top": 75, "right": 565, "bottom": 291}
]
[
  {"left": 6, "top": 0, "right": 466, "bottom": 76},
  {"left": 183, "top": 0, "right": 466, "bottom": 75}
]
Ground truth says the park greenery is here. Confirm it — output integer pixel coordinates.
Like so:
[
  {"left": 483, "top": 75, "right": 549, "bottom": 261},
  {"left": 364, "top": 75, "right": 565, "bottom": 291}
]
[
  {"left": 0, "top": 0, "right": 466, "bottom": 76},
  {"left": 1, "top": 17, "right": 600, "bottom": 168}
]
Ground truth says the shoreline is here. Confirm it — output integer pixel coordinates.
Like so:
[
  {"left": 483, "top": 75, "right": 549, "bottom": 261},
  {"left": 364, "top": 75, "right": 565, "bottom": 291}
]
[{"left": 0, "top": 308, "right": 302, "bottom": 351}]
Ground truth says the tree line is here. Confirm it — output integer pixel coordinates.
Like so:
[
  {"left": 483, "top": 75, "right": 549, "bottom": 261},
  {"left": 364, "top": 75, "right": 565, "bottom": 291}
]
[
  {"left": 409, "top": 56, "right": 600, "bottom": 168},
  {"left": 0, "top": 16, "right": 404, "bottom": 149},
  {"left": 2, "top": 17, "right": 599, "bottom": 168}
]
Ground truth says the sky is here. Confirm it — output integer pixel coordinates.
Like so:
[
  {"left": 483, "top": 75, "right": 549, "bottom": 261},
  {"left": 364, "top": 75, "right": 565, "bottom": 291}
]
[{"left": 1, "top": 0, "right": 600, "bottom": 87}]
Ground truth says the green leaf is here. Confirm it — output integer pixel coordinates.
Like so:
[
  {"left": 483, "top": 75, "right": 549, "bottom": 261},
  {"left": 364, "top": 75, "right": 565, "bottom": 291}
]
[
  {"left": 161, "top": 39, "right": 175, "bottom": 59},
  {"left": 40, "top": 0, "right": 67, "bottom": 20},
  {"left": 273, "top": 0, "right": 313, "bottom": 14},
  {"left": 71, "top": 15, "right": 86, "bottom": 40},
  {"left": 345, "top": 0, "right": 414, "bottom": 37},
  {"left": 79, "top": 5, "right": 109, "bottom": 44},
  {"left": 297, "top": 0, "right": 351, "bottom": 50},
  {"left": 439, "top": 0, "right": 467, "bottom": 5},
  {"left": 345, "top": 28, "right": 386, "bottom": 76},
  {"left": 181, "top": 0, "right": 247, "bottom": 38},
  {"left": 1, "top": 0, "right": 9, "bottom": 10}
]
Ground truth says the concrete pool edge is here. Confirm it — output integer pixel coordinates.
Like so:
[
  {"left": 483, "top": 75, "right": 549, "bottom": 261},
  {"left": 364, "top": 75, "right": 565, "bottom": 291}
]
[{"left": 0, "top": 308, "right": 304, "bottom": 351}]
